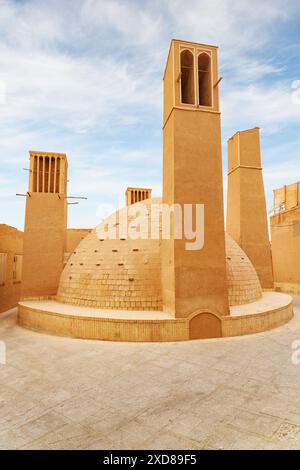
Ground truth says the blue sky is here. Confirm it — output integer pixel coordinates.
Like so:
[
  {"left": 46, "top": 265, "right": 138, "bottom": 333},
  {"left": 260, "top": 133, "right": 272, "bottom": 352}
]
[{"left": 0, "top": 0, "right": 300, "bottom": 230}]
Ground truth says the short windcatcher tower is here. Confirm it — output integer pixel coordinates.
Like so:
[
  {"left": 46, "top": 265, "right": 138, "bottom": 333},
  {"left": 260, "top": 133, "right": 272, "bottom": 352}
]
[{"left": 21, "top": 152, "right": 68, "bottom": 298}]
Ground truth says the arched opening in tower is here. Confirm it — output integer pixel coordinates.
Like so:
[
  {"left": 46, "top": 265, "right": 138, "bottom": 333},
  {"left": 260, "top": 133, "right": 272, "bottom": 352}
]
[
  {"left": 180, "top": 50, "right": 195, "bottom": 105},
  {"left": 198, "top": 53, "right": 212, "bottom": 107}
]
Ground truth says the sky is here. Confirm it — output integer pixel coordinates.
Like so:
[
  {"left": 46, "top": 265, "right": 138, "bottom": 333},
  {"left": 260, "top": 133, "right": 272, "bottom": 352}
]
[{"left": 0, "top": 0, "right": 300, "bottom": 230}]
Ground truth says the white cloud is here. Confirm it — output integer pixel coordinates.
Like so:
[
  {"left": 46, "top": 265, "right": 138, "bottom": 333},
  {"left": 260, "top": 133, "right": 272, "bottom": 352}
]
[
  {"left": 0, "top": 0, "right": 300, "bottom": 229},
  {"left": 0, "top": 47, "right": 161, "bottom": 131},
  {"left": 221, "top": 81, "right": 300, "bottom": 136},
  {"left": 164, "top": 0, "right": 293, "bottom": 51},
  {"left": 81, "top": 0, "right": 164, "bottom": 47}
]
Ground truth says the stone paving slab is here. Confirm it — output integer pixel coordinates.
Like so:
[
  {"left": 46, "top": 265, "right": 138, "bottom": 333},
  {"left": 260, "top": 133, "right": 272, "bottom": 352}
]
[{"left": 0, "top": 297, "right": 300, "bottom": 449}]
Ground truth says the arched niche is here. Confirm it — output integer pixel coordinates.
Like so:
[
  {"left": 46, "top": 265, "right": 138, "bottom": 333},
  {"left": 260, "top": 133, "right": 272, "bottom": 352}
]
[
  {"left": 180, "top": 50, "right": 195, "bottom": 105},
  {"left": 198, "top": 52, "right": 212, "bottom": 107},
  {"left": 189, "top": 312, "right": 222, "bottom": 339}
]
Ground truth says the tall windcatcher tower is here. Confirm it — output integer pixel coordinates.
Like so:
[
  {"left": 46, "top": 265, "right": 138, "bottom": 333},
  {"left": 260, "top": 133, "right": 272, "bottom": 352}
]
[
  {"left": 162, "top": 40, "right": 229, "bottom": 320},
  {"left": 21, "top": 152, "right": 68, "bottom": 298},
  {"left": 226, "top": 128, "right": 274, "bottom": 289}
]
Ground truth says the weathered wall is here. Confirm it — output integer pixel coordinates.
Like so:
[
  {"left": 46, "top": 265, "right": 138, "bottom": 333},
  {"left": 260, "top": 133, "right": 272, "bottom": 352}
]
[
  {"left": 271, "top": 206, "right": 300, "bottom": 295},
  {"left": 273, "top": 182, "right": 300, "bottom": 212},
  {"left": 0, "top": 225, "right": 23, "bottom": 313}
]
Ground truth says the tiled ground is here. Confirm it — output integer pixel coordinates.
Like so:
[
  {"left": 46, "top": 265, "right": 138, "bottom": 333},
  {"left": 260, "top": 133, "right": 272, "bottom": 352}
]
[{"left": 0, "top": 297, "right": 300, "bottom": 450}]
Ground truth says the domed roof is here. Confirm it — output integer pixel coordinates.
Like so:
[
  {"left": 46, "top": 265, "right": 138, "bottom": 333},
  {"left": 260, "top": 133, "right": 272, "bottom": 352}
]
[
  {"left": 57, "top": 198, "right": 262, "bottom": 310},
  {"left": 225, "top": 233, "right": 262, "bottom": 306}
]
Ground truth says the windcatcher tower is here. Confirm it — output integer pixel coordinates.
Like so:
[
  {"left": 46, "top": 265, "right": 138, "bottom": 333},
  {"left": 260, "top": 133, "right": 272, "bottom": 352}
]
[
  {"left": 21, "top": 152, "right": 68, "bottom": 298},
  {"left": 162, "top": 40, "right": 229, "bottom": 319},
  {"left": 125, "top": 187, "right": 152, "bottom": 206},
  {"left": 226, "top": 128, "right": 274, "bottom": 289}
]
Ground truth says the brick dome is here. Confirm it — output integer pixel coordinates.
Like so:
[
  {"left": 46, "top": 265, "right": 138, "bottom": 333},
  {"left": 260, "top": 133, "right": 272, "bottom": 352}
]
[
  {"left": 56, "top": 198, "right": 262, "bottom": 310},
  {"left": 225, "top": 233, "right": 262, "bottom": 306}
]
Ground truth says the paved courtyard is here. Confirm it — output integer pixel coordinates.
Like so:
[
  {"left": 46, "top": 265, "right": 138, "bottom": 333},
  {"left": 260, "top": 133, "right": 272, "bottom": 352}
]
[{"left": 0, "top": 297, "right": 300, "bottom": 450}]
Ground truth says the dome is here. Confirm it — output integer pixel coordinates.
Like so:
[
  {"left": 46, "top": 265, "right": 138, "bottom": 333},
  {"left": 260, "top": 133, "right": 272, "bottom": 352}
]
[
  {"left": 57, "top": 198, "right": 262, "bottom": 310},
  {"left": 225, "top": 233, "right": 262, "bottom": 306}
]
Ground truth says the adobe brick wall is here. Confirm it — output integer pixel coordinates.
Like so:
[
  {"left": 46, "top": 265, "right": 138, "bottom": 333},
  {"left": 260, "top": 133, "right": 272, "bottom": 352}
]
[{"left": 0, "top": 224, "right": 23, "bottom": 313}]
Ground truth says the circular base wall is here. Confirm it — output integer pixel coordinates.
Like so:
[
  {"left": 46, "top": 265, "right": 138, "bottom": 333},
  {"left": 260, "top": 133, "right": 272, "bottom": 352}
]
[{"left": 18, "top": 292, "right": 293, "bottom": 342}]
